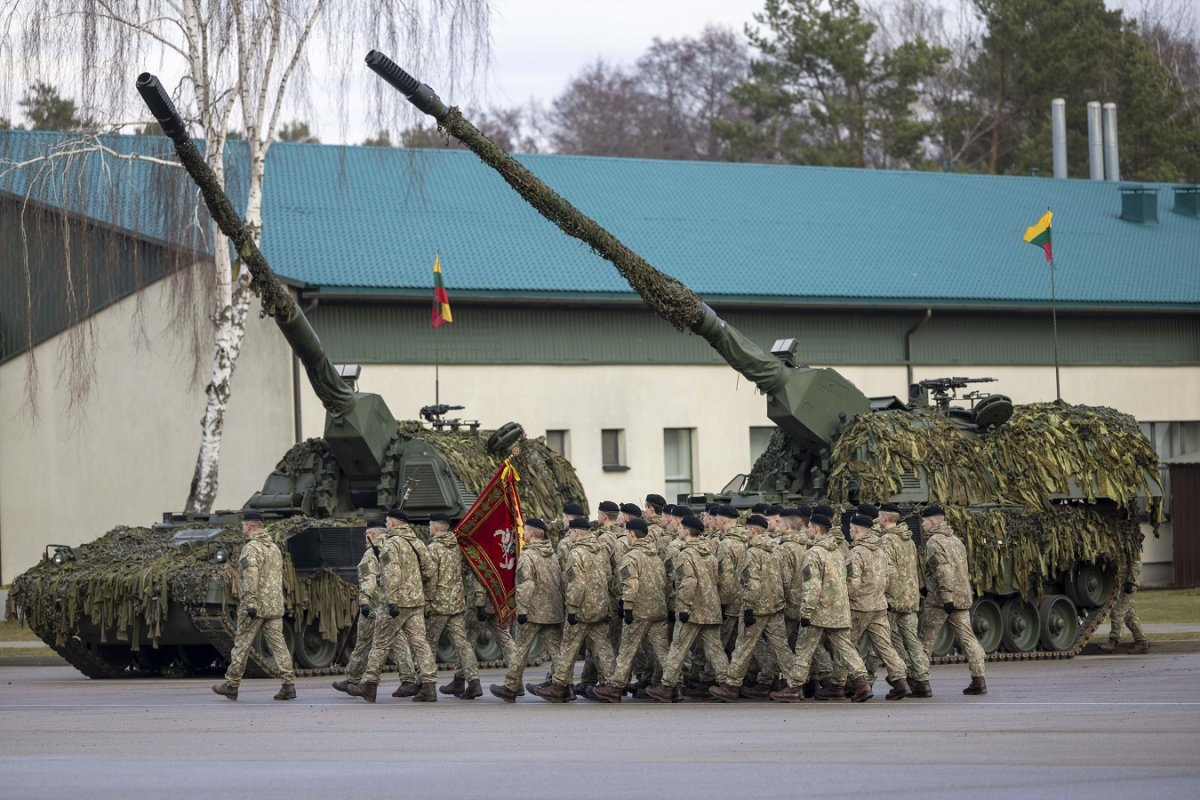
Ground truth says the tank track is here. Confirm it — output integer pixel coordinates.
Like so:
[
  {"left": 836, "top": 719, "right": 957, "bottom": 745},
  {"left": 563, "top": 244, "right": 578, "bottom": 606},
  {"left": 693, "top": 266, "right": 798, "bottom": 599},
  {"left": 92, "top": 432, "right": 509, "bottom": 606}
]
[
  {"left": 930, "top": 589, "right": 1119, "bottom": 665},
  {"left": 39, "top": 631, "right": 138, "bottom": 679}
]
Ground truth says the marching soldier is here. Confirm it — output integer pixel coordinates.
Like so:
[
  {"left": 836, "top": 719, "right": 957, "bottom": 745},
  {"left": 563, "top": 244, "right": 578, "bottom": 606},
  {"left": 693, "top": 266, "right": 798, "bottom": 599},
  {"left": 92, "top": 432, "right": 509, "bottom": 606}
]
[
  {"left": 460, "top": 569, "right": 517, "bottom": 685},
  {"left": 424, "top": 513, "right": 482, "bottom": 700},
  {"left": 840, "top": 513, "right": 910, "bottom": 700},
  {"left": 877, "top": 502, "right": 931, "bottom": 698},
  {"left": 212, "top": 512, "right": 296, "bottom": 701}
]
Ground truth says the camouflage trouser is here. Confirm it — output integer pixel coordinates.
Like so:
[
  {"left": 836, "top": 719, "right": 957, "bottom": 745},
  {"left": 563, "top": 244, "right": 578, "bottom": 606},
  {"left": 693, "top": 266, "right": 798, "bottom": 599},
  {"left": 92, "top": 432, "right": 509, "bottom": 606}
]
[
  {"left": 920, "top": 607, "right": 985, "bottom": 678},
  {"left": 364, "top": 606, "right": 436, "bottom": 685},
  {"left": 1108, "top": 591, "right": 1145, "bottom": 642},
  {"left": 580, "top": 610, "right": 624, "bottom": 685},
  {"left": 426, "top": 612, "right": 479, "bottom": 681},
  {"left": 725, "top": 612, "right": 802, "bottom": 688},
  {"left": 698, "top": 614, "right": 740, "bottom": 682},
  {"left": 606, "top": 618, "right": 670, "bottom": 689},
  {"left": 504, "top": 621, "right": 563, "bottom": 692},
  {"left": 837, "top": 609, "right": 907, "bottom": 685},
  {"left": 460, "top": 610, "right": 516, "bottom": 676},
  {"left": 552, "top": 620, "right": 615, "bottom": 687},
  {"left": 793, "top": 625, "right": 865, "bottom": 684},
  {"left": 346, "top": 611, "right": 416, "bottom": 683},
  {"left": 662, "top": 621, "right": 729, "bottom": 688},
  {"left": 225, "top": 609, "right": 295, "bottom": 687},
  {"left": 878, "top": 610, "right": 929, "bottom": 682}
]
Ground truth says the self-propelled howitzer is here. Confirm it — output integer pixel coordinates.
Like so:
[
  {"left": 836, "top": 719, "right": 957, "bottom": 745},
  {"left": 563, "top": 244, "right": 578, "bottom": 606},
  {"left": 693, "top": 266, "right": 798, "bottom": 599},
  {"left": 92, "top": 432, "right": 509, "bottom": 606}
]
[{"left": 366, "top": 53, "right": 1164, "bottom": 662}]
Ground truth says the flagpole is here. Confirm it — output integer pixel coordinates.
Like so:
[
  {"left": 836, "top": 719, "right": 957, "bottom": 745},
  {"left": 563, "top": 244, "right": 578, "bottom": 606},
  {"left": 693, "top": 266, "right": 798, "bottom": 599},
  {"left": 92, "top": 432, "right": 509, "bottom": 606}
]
[
  {"left": 1050, "top": 255, "right": 1061, "bottom": 402},
  {"left": 435, "top": 329, "right": 440, "bottom": 406}
]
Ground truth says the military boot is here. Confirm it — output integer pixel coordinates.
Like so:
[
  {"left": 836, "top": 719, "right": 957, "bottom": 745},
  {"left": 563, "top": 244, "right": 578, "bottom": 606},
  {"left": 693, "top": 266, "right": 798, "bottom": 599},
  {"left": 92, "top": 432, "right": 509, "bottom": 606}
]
[
  {"left": 391, "top": 681, "right": 419, "bottom": 698},
  {"left": 1129, "top": 640, "right": 1150, "bottom": 654},
  {"left": 963, "top": 676, "right": 988, "bottom": 695},
  {"left": 802, "top": 679, "right": 819, "bottom": 698},
  {"left": 490, "top": 683, "right": 518, "bottom": 703},
  {"left": 525, "top": 680, "right": 549, "bottom": 696},
  {"left": 440, "top": 676, "right": 466, "bottom": 696},
  {"left": 885, "top": 678, "right": 910, "bottom": 701},
  {"left": 331, "top": 679, "right": 353, "bottom": 694},
  {"left": 645, "top": 684, "right": 677, "bottom": 704},
  {"left": 592, "top": 685, "right": 624, "bottom": 703},
  {"left": 274, "top": 683, "right": 297, "bottom": 701},
  {"left": 708, "top": 684, "right": 742, "bottom": 703},
  {"left": 908, "top": 679, "right": 932, "bottom": 698},
  {"left": 345, "top": 682, "right": 378, "bottom": 703},
  {"left": 211, "top": 681, "right": 238, "bottom": 701},
  {"left": 459, "top": 679, "right": 483, "bottom": 699},
  {"left": 815, "top": 682, "right": 847, "bottom": 702},
  {"left": 848, "top": 677, "right": 872, "bottom": 702},
  {"left": 412, "top": 681, "right": 438, "bottom": 702},
  {"left": 1098, "top": 639, "right": 1120, "bottom": 653},
  {"left": 768, "top": 685, "right": 804, "bottom": 703},
  {"left": 534, "top": 682, "right": 575, "bottom": 703},
  {"left": 683, "top": 680, "right": 714, "bottom": 699},
  {"left": 739, "top": 682, "right": 773, "bottom": 699}
]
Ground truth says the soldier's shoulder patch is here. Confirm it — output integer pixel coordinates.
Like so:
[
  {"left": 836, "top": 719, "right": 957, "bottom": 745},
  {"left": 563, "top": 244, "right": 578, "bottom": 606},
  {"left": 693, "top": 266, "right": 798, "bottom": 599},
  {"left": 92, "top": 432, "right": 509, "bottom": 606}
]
[
  {"left": 566, "top": 565, "right": 576, "bottom": 583},
  {"left": 741, "top": 566, "right": 750, "bottom": 583},
  {"left": 802, "top": 564, "right": 812, "bottom": 582},
  {"left": 239, "top": 556, "right": 251, "bottom": 571},
  {"left": 926, "top": 555, "right": 939, "bottom": 570},
  {"left": 620, "top": 565, "right": 631, "bottom": 581},
  {"left": 846, "top": 563, "right": 854, "bottom": 580},
  {"left": 516, "top": 565, "right": 526, "bottom": 583}
]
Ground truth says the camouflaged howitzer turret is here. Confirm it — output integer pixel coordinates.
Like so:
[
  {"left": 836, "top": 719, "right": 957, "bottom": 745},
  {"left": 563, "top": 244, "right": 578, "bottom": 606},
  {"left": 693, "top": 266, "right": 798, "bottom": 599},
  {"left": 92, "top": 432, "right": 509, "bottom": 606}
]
[
  {"left": 367, "top": 52, "right": 1164, "bottom": 662},
  {"left": 2, "top": 74, "right": 586, "bottom": 678}
]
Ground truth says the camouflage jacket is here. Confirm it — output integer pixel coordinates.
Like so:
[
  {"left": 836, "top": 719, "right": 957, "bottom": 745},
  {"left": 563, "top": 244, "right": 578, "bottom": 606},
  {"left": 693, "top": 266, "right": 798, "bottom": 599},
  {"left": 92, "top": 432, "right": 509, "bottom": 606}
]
[
  {"left": 239, "top": 531, "right": 285, "bottom": 619},
  {"left": 425, "top": 531, "right": 467, "bottom": 615},
  {"left": 663, "top": 535, "right": 686, "bottom": 611},
  {"left": 880, "top": 523, "right": 921, "bottom": 613},
  {"left": 923, "top": 521, "right": 973, "bottom": 611},
  {"left": 379, "top": 524, "right": 434, "bottom": 609},
  {"left": 776, "top": 531, "right": 808, "bottom": 619},
  {"left": 597, "top": 521, "right": 629, "bottom": 598},
  {"left": 716, "top": 527, "right": 750, "bottom": 614},
  {"left": 514, "top": 539, "right": 564, "bottom": 625},
  {"left": 799, "top": 534, "right": 851, "bottom": 629},
  {"left": 619, "top": 538, "right": 668, "bottom": 621},
  {"left": 564, "top": 536, "right": 613, "bottom": 623},
  {"left": 742, "top": 536, "right": 785, "bottom": 616},
  {"left": 673, "top": 538, "right": 722, "bottom": 625},
  {"left": 847, "top": 533, "right": 889, "bottom": 613},
  {"left": 356, "top": 546, "right": 381, "bottom": 608}
]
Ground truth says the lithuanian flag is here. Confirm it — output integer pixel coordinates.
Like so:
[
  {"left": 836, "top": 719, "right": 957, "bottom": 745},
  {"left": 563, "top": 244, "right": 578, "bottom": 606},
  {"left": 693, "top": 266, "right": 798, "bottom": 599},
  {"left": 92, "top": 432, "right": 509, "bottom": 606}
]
[
  {"left": 432, "top": 253, "right": 453, "bottom": 328},
  {"left": 1023, "top": 210, "right": 1053, "bottom": 262}
]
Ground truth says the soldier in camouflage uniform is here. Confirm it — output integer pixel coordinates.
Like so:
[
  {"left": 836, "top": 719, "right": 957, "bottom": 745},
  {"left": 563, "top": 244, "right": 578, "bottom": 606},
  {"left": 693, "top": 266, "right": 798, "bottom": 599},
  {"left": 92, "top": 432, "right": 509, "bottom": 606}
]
[
  {"left": 577, "top": 501, "right": 627, "bottom": 694},
  {"left": 710, "top": 515, "right": 806, "bottom": 702},
  {"left": 839, "top": 513, "right": 910, "bottom": 700},
  {"left": 876, "top": 502, "right": 931, "bottom": 697},
  {"left": 212, "top": 512, "right": 296, "bottom": 701},
  {"left": 424, "top": 513, "right": 482, "bottom": 699},
  {"left": 1100, "top": 549, "right": 1149, "bottom": 654},
  {"left": 492, "top": 518, "right": 564, "bottom": 702},
  {"left": 769, "top": 512, "right": 871, "bottom": 703},
  {"left": 347, "top": 508, "right": 439, "bottom": 703},
  {"left": 644, "top": 494, "right": 668, "bottom": 557},
  {"left": 918, "top": 506, "right": 988, "bottom": 695},
  {"left": 594, "top": 518, "right": 670, "bottom": 702},
  {"left": 554, "top": 501, "right": 588, "bottom": 568},
  {"left": 647, "top": 515, "right": 730, "bottom": 703},
  {"left": 534, "top": 517, "right": 616, "bottom": 702},
  {"left": 460, "top": 569, "right": 517, "bottom": 683},
  {"left": 713, "top": 505, "right": 749, "bottom": 655}
]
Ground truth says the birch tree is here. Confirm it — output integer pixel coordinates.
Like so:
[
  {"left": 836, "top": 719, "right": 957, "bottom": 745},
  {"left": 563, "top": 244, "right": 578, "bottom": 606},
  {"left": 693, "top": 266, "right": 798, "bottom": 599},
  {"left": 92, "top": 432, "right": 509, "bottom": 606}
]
[{"left": 0, "top": 0, "right": 490, "bottom": 512}]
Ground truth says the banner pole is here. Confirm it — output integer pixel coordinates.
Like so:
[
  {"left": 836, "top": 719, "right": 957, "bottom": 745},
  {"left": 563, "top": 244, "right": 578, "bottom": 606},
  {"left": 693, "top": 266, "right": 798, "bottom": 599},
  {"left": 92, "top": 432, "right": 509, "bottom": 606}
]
[{"left": 1050, "top": 256, "right": 1061, "bottom": 402}]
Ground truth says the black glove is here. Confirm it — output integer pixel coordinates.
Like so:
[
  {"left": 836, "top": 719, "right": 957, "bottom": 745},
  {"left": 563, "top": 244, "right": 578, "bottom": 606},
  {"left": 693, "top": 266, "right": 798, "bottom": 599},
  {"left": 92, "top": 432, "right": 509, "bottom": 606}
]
[
  {"left": 678, "top": 611, "right": 690, "bottom": 624},
  {"left": 743, "top": 608, "right": 756, "bottom": 627},
  {"left": 567, "top": 612, "right": 578, "bottom": 626},
  {"left": 1123, "top": 581, "right": 1135, "bottom": 594},
  {"left": 667, "top": 610, "right": 675, "bottom": 625},
  {"left": 388, "top": 603, "right": 400, "bottom": 618},
  {"left": 943, "top": 602, "right": 955, "bottom": 614},
  {"left": 799, "top": 617, "right": 811, "bottom": 628},
  {"left": 919, "top": 586, "right": 928, "bottom": 597},
  {"left": 517, "top": 613, "right": 528, "bottom": 625},
  {"left": 476, "top": 605, "right": 488, "bottom": 622},
  {"left": 623, "top": 608, "right": 634, "bottom": 625},
  {"left": 245, "top": 607, "right": 257, "bottom": 620},
  {"left": 359, "top": 603, "right": 370, "bottom": 619}
]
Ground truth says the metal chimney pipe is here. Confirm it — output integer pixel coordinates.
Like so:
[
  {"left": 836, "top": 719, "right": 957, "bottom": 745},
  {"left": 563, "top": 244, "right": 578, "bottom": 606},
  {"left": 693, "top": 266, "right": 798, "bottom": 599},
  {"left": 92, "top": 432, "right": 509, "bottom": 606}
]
[
  {"left": 1103, "top": 102, "right": 1120, "bottom": 181},
  {"left": 1087, "top": 101, "right": 1104, "bottom": 180},
  {"left": 1051, "top": 98, "right": 1067, "bottom": 179}
]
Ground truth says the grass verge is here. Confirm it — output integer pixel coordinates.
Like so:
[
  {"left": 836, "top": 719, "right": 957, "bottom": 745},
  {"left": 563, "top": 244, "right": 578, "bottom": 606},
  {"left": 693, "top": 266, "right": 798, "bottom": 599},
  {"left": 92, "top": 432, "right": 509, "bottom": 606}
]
[{"left": 1132, "top": 588, "right": 1200, "bottom": 625}]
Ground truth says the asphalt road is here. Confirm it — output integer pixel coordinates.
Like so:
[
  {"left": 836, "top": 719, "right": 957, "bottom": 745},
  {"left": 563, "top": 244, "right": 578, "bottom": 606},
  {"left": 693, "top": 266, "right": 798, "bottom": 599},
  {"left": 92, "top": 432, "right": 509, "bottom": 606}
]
[{"left": 1, "top": 653, "right": 1198, "bottom": 800}]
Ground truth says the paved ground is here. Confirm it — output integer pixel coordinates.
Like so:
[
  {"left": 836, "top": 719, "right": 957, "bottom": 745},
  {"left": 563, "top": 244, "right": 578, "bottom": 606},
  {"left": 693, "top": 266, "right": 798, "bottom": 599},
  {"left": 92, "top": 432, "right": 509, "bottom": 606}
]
[{"left": 2, "top": 653, "right": 1198, "bottom": 800}]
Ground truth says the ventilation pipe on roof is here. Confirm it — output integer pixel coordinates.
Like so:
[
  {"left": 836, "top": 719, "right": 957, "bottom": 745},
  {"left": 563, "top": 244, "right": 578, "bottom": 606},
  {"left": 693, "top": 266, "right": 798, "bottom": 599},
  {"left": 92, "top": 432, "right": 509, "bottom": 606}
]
[
  {"left": 1174, "top": 186, "right": 1200, "bottom": 219},
  {"left": 1103, "top": 103, "right": 1120, "bottom": 181},
  {"left": 1086, "top": 102, "right": 1104, "bottom": 181},
  {"left": 1051, "top": 99, "right": 1067, "bottom": 179}
]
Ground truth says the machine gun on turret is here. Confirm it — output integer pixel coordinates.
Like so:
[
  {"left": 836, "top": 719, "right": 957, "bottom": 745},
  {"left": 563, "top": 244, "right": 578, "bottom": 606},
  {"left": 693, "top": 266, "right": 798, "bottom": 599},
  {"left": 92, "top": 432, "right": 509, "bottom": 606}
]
[{"left": 419, "top": 404, "right": 479, "bottom": 433}]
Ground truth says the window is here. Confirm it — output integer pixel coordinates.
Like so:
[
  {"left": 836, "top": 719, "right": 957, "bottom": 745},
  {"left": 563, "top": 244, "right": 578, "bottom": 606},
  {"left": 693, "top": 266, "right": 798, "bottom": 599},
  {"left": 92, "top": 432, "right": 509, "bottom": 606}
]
[
  {"left": 1139, "top": 421, "right": 1200, "bottom": 516},
  {"left": 602, "top": 429, "right": 628, "bottom": 471},
  {"left": 749, "top": 426, "right": 775, "bottom": 467},
  {"left": 664, "top": 428, "right": 695, "bottom": 500},
  {"left": 545, "top": 430, "right": 569, "bottom": 459}
]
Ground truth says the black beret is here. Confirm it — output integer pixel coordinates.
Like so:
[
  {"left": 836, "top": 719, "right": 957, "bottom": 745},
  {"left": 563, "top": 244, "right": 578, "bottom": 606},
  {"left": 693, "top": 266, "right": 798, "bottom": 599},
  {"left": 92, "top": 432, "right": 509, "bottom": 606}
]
[
  {"left": 645, "top": 494, "right": 666, "bottom": 509},
  {"left": 598, "top": 500, "right": 619, "bottom": 513},
  {"left": 242, "top": 510, "right": 264, "bottom": 522},
  {"left": 751, "top": 503, "right": 769, "bottom": 514},
  {"left": 669, "top": 504, "right": 689, "bottom": 518},
  {"left": 746, "top": 514, "right": 769, "bottom": 529},
  {"left": 814, "top": 504, "right": 836, "bottom": 519},
  {"left": 562, "top": 502, "right": 585, "bottom": 516},
  {"left": 717, "top": 505, "right": 740, "bottom": 519},
  {"left": 850, "top": 513, "right": 874, "bottom": 529},
  {"left": 681, "top": 515, "right": 705, "bottom": 533},
  {"left": 619, "top": 503, "right": 642, "bottom": 517},
  {"left": 625, "top": 518, "right": 648, "bottom": 533},
  {"left": 921, "top": 505, "right": 945, "bottom": 518},
  {"left": 387, "top": 507, "right": 408, "bottom": 521},
  {"left": 857, "top": 504, "right": 879, "bottom": 519},
  {"left": 524, "top": 517, "right": 547, "bottom": 531},
  {"left": 810, "top": 513, "right": 832, "bottom": 529},
  {"left": 766, "top": 505, "right": 784, "bottom": 516},
  {"left": 880, "top": 503, "right": 902, "bottom": 514},
  {"left": 780, "top": 507, "right": 801, "bottom": 518},
  {"left": 429, "top": 512, "right": 451, "bottom": 523},
  {"left": 705, "top": 503, "right": 719, "bottom": 514},
  {"left": 568, "top": 517, "right": 592, "bottom": 530},
  {"left": 797, "top": 504, "right": 812, "bottom": 519}
]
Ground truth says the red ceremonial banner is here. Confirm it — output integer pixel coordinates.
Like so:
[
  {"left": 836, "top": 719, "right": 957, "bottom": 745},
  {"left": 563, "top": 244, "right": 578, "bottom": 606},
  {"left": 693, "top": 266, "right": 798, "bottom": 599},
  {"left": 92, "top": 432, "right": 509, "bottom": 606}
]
[{"left": 454, "top": 460, "right": 524, "bottom": 626}]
